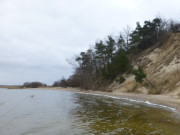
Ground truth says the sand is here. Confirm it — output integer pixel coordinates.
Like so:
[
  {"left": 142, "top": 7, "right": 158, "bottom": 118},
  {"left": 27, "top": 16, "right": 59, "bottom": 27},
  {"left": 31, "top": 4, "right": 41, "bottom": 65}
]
[{"left": 82, "top": 89, "right": 180, "bottom": 113}]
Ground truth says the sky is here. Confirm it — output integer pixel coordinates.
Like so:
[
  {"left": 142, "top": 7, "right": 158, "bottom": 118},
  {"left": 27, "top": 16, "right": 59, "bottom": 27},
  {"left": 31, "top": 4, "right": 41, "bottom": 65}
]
[{"left": 0, "top": 0, "right": 180, "bottom": 85}]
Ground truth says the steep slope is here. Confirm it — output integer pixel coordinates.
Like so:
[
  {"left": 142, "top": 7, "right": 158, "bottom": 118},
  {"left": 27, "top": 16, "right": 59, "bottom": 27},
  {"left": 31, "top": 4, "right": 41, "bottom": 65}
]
[{"left": 109, "top": 33, "right": 180, "bottom": 96}]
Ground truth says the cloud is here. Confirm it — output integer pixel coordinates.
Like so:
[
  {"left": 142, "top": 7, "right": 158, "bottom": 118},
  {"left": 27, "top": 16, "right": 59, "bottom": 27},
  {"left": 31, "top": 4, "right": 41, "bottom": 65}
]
[{"left": 0, "top": 0, "right": 180, "bottom": 85}]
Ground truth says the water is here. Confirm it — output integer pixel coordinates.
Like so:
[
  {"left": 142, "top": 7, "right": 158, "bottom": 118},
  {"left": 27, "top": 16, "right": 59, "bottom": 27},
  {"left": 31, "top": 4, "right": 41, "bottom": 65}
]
[{"left": 0, "top": 89, "right": 180, "bottom": 135}]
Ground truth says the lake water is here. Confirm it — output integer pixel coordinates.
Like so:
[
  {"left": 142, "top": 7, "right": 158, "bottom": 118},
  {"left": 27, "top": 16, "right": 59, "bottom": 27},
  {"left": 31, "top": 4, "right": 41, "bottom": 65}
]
[{"left": 0, "top": 88, "right": 180, "bottom": 135}]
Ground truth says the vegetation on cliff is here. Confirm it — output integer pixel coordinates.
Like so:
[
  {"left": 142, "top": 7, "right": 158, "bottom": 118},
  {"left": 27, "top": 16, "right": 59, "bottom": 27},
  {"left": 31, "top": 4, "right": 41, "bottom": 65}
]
[{"left": 53, "top": 17, "right": 180, "bottom": 92}]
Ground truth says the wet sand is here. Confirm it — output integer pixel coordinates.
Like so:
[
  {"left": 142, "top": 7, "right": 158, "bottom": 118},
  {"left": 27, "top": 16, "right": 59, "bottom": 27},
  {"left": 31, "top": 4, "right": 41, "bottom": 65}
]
[{"left": 77, "top": 89, "right": 180, "bottom": 113}]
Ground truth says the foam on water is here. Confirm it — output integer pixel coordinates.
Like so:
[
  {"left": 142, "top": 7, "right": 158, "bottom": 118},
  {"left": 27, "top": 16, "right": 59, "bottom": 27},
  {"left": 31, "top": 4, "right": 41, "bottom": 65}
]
[{"left": 76, "top": 92, "right": 177, "bottom": 112}]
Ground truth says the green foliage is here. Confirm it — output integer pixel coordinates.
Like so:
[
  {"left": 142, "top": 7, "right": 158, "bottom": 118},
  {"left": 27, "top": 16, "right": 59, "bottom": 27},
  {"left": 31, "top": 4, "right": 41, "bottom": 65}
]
[
  {"left": 126, "top": 46, "right": 140, "bottom": 54},
  {"left": 116, "top": 75, "right": 126, "bottom": 84},
  {"left": 64, "top": 17, "right": 173, "bottom": 90},
  {"left": 23, "top": 82, "right": 47, "bottom": 88},
  {"left": 95, "top": 40, "right": 107, "bottom": 66},
  {"left": 117, "top": 34, "right": 125, "bottom": 50},
  {"left": 102, "top": 50, "right": 130, "bottom": 81},
  {"left": 132, "top": 67, "right": 146, "bottom": 83},
  {"left": 106, "top": 36, "right": 116, "bottom": 62},
  {"left": 130, "top": 18, "right": 164, "bottom": 50}
]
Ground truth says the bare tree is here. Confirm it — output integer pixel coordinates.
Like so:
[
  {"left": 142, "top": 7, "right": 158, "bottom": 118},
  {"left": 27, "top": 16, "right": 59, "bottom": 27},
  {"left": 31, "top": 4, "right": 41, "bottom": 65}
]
[
  {"left": 122, "top": 25, "right": 132, "bottom": 50},
  {"left": 66, "top": 57, "right": 79, "bottom": 68}
]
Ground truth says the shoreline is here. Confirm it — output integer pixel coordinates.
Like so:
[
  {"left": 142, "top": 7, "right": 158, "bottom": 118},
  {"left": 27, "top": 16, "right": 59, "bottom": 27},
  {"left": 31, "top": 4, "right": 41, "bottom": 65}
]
[
  {"left": 68, "top": 88, "right": 180, "bottom": 113},
  {"left": 3, "top": 87, "right": 180, "bottom": 113}
]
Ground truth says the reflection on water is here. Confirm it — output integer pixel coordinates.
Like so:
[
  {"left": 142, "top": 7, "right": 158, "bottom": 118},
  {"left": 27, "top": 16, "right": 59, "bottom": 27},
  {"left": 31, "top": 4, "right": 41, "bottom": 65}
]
[
  {"left": 71, "top": 94, "right": 180, "bottom": 135},
  {"left": 0, "top": 89, "right": 180, "bottom": 135}
]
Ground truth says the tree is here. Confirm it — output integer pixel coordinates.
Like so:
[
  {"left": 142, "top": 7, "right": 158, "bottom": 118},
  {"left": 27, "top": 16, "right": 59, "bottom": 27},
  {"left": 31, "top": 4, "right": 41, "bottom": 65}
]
[
  {"left": 105, "top": 35, "right": 116, "bottom": 62},
  {"left": 63, "top": 17, "right": 172, "bottom": 90},
  {"left": 95, "top": 40, "right": 107, "bottom": 68},
  {"left": 117, "top": 34, "right": 126, "bottom": 51},
  {"left": 103, "top": 50, "right": 130, "bottom": 81},
  {"left": 23, "top": 82, "right": 46, "bottom": 88},
  {"left": 123, "top": 25, "right": 132, "bottom": 50},
  {"left": 74, "top": 48, "right": 98, "bottom": 89},
  {"left": 132, "top": 67, "right": 146, "bottom": 83},
  {"left": 129, "top": 22, "right": 142, "bottom": 46},
  {"left": 130, "top": 17, "right": 165, "bottom": 50},
  {"left": 169, "top": 19, "right": 180, "bottom": 32},
  {"left": 132, "top": 67, "right": 154, "bottom": 88}
]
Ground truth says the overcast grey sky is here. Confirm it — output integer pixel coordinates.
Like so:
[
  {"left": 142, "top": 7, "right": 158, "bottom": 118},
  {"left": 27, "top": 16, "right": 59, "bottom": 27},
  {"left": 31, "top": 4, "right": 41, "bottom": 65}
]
[{"left": 0, "top": 0, "right": 180, "bottom": 85}]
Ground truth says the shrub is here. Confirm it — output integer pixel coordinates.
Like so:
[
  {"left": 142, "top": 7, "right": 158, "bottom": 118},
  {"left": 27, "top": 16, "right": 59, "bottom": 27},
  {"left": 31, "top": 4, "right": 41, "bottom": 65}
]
[
  {"left": 23, "top": 82, "right": 47, "bottom": 88},
  {"left": 116, "top": 75, "right": 126, "bottom": 84},
  {"left": 132, "top": 67, "right": 146, "bottom": 83}
]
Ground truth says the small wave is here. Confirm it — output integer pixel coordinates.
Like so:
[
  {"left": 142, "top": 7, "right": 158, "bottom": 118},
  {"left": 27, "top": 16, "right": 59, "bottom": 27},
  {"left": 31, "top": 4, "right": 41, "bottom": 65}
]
[{"left": 76, "top": 92, "right": 176, "bottom": 112}]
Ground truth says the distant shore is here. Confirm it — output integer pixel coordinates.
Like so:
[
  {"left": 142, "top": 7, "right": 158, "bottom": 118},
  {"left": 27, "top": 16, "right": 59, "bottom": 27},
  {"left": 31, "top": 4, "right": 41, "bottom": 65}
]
[{"left": 4, "top": 86, "right": 180, "bottom": 114}]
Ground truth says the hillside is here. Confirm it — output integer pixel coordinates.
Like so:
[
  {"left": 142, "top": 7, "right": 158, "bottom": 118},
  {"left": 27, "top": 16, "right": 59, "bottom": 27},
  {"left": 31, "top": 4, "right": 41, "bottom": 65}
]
[
  {"left": 109, "top": 32, "right": 180, "bottom": 96},
  {"left": 54, "top": 17, "right": 180, "bottom": 96}
]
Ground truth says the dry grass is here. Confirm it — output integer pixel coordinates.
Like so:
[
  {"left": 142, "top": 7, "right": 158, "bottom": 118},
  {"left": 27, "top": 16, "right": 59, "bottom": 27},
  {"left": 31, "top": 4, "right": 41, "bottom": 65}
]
[
  {"left": 0, "top": 86, "right": 21, "bottom": 89},
  {"left": 7, "top": 86, "right": 20, "bottom": 89}
]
